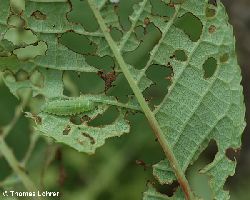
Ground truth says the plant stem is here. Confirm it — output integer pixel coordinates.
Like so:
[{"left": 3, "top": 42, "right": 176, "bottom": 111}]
[
  {"left": 0, "top": 89, "right": 42, "bottom": 199},
  {"left": 0, "top": 137, "right": 42, "bottom": 200},
  {"left": 87, "top": 1, "right": 195, "bottom": 199}
]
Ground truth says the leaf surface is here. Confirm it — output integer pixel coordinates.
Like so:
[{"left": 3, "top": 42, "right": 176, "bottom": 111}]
[{"left": 0, "top": 0, "right": 245, "bottom": 198}]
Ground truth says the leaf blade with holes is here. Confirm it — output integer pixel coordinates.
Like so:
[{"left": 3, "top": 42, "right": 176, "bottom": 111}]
[
  {"left": 0, "top": 0, "right": 246, "bottom": 199},
  {"left": 87, "top": 0, "right": 245, "bottom": 199}
]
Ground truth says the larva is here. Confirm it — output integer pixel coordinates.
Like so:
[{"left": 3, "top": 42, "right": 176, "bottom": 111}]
[{"left": 43, "top": 98, "right": 95, "bottom": 116}]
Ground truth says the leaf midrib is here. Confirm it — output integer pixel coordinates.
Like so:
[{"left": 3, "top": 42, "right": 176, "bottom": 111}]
[{"left": 87, "top": 1, "right": 195, "bottom": 199}]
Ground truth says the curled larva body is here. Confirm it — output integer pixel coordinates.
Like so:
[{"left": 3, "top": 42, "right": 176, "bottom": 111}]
[{"left": 43, "top": 99, "right": 95, "bottom": 116}]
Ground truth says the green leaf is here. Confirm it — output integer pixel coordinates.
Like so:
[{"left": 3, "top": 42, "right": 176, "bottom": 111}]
[
  {"left": 32, "top": 94, "right": 140, "bottom": 153},
  {"left": 35, "top": 111, "right": 130, "bottom": 154},
  {"left": 0, "top": 55, "right": 64, "bottom": 98},
  {"left": 0, "top": 0, "right": 246, "bottom": 199},
  {"left": 87, "top": 0, "right": 245, "bottom": 198},
  {"left": 149, "top": 1, "right": 245, "bottom": 199}
]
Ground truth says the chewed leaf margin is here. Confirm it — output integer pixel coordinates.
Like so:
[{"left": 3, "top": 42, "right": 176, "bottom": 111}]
[{"left": 34, "top": 110, "right": 130, "bottom": 154}]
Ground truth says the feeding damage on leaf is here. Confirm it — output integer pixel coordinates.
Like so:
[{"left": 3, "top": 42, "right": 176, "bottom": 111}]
[
  {"left": 0, "top": 0, "right": 246, "bottom": 199},
  {"left": 33, "top": 94, "right": 140, "bottom": 153},
  {"left": 97, "top": 70, "right": 117, "bottom": 93}
]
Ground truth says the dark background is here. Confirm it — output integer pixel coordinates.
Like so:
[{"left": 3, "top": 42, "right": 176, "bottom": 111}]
[{"left": 222, "top": 1, "right": 250, "bottom": 199}]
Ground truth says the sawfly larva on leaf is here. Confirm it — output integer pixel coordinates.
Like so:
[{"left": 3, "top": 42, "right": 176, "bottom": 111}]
[{"left": 42, "top": 98, "right": 95, "bottom": 116}]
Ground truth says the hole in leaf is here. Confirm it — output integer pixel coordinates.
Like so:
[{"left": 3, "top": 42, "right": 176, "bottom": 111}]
[
  {"left": 144, "top": 18, "right": 150, "bottom": 26},
  {"left": 202, "top": 57, "right": 217, "bottom": 78},
  {"left": 150, "top": 0, "right": 175, "bottom": 18},
  {"left": 143, "top": 64, "right": 173, "bottom": 109},
  {"left": 208, "top": 25, "right": 216, "bottom": 33},
  {"left": 63, "top": 71, "right": 104, "bottom": 97},
  {"left": 206, "top": 7, "right": 216, "bottom": 18},
  {"left": 70, "top": 115, "right": 82, "bottom": 125},
  {"left": 4, "top": 28, "right": 38, "bottom": 46},
  {"left": 224, "top": 160, "right": 242, "bottom": 193},
  {"left": 63, "top": 125, "right": 71, "bottom": 135},
  {"left": 30, "top": 70, "right": 44, "bottom": 88},
  {"left": 67, "top": 0, "right": 99, "bottom": 32},
  {"left": 86, "top": 55, "right": 115, "bottom": 71},
  {"left": 225, "top": 148, "right": 240, "bottom": 161},
  {"left": 31, "top": 10, "right": 47, "bottom": 20},
  {"left": 16, "top": 88, "right": 31, "bottom": 99},
  {"left": 10, "top": 0, "right": 25, "bottom": 14},
  {"left": 97, "top": 70, "right": 118, "bottom": 93},
  {"left": 8, "top": 15, "right": 25, "bottom": 27},
  {"left": 13, "top": 41, "right": 47, "bottom": 60},
  {"left": 16, "top": 69, "right": 29, "bottom": 81},
  {"left": 134, "top": 26, "right": 144, "bottom": 40},
  {"left": 200, "top": 139, "right": 218, "bottom": 164},
  {"left": 175, "top": 12, "right": 203, "bottom": 42},
  {"left": 220, "top": 53, "right": 229, "bottom": 63},
  {"left": 124, "top": 23, "right": 161, "bottom": 69},
  {"left": 80, "top": 115, "right": 91, "bottom": 123},
  {"left": 156, "top": 181, "right": 179, "bottom": 197},
  {"left": 59, "top": 32, "right": 96, "bottom": 55},
  {"left": 88, "top": 106, "right": 119, "bottom": 127},
  {"left": 30, "top": 94, "right": 45, "bottom": 114},
  {"left": 174, "top": 49, "right": 187, "bottom": 61},
  {"left": 110, "top": 27, "right": 123, "bottom": 41},
  {"left": 118, "top": 0, "right": 140, "bottom": 30},
  {"left": 186, "top": 140, "right": 218, "bottom": 200},
  {"left": 108, "top": 73, "right": 133, "bottom": 102}
]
